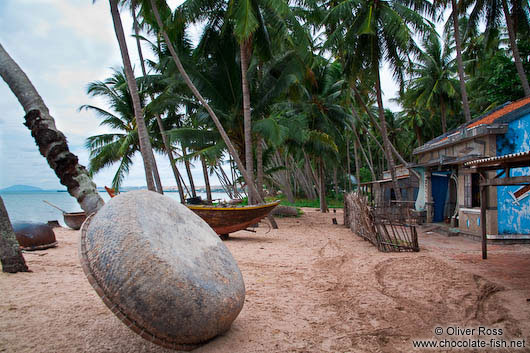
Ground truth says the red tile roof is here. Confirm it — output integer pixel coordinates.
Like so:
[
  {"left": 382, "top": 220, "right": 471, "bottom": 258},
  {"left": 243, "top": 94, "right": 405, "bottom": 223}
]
[{"left": 467, "top": 96, "right": 530, "bottom": 129}]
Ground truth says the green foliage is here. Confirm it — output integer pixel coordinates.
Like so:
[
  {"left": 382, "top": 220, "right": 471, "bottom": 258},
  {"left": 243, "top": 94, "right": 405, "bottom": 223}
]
[
  {"left": 269, "top": 194, "right": 344, "bottom": 208},
  {"left": 359, "top": 167, "right": 372, "bottom": 183},
  {"left": 468, "top": 47, "right": 528, "bottom": 113}
]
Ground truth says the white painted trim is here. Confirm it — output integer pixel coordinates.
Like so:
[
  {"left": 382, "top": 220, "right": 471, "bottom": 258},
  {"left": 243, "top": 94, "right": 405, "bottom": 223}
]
[
  {"left": 487, "top": 234, "right": 530, "bottom": 240},
  {"left": 460, "top": 208, "right": 481, "bottom": 214}
]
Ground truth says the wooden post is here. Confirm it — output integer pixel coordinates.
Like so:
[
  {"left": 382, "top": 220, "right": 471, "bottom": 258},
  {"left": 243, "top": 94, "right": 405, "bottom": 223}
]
[{"left": 480, "top": 184, "right": 487, "bottom": 259}]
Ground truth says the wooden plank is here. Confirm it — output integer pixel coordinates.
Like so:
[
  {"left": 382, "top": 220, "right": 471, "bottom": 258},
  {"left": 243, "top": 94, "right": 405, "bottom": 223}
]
[
  {"left": 480, "top": 175, "right": 530, "bottom": 187},
  {"left": 480, "top": 185, "right": 487, "bottom": 260}
]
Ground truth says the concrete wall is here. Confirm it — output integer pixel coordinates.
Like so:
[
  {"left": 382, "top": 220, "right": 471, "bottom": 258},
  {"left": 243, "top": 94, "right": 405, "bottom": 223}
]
[
  {"left": 496, "top": 113, "right": 530, "bottom": 235},
  {"left": 417, "top": 137, "right": 490, "bottom": 165},
  {"left": 457, "top": 138, "right": 498, "bottom": 236}
]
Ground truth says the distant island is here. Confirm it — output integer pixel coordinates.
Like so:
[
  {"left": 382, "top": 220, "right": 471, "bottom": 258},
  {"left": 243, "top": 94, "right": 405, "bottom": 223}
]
[{"left": 0, "top": 184, "right": 44, "bottom": 193}]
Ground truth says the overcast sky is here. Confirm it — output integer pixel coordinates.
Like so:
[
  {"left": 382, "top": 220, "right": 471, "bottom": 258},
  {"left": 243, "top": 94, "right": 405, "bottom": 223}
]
[{"left": 0, "top": 0, "right": 399, "bottom": 190}]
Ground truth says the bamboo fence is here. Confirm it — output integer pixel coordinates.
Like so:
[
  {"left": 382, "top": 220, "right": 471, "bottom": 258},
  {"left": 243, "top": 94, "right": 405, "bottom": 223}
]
[{"left": 344, "top": 192, "right": 419, "bottom": 252}]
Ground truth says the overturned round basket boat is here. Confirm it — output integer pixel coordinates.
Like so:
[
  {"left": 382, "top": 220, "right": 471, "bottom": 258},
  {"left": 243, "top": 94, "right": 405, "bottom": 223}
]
[
  {"left": 79, "top": 190, "right": 245, "bottom": 350},
  {"left": 13, "top": 223, "right": 57, "bottom": 251}
]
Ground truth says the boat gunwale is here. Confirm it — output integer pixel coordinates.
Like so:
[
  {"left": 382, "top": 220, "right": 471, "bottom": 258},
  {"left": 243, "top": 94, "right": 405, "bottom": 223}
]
[{"left": 186, "top": 201, "right": 280, "bottom": 212}]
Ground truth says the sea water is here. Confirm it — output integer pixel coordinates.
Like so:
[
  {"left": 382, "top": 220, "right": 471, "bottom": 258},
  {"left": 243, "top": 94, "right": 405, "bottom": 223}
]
[{"left": 1, "top": 191, "right": 229, "bottom": 226}]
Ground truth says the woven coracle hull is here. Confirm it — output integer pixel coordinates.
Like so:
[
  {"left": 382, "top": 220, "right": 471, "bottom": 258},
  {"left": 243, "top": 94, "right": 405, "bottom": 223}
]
[
  {"left": 80, "top": 190, "right": 245, "bottom": 350},
  {"left": 13, "top": 222, "right": 57, "bottom": 250}
]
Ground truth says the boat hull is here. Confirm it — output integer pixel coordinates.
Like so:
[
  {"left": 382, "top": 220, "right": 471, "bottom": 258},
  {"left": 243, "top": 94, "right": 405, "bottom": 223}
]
[
  {"left": 64, "top": 212, "right": 87, "bottom": 230},
  {"left": 187, "top": 202, "right": 279, "bottom": 235}
]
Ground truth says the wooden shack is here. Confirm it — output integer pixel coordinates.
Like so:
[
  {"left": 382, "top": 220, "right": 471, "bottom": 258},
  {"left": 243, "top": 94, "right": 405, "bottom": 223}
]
[{"left": 412, "top": 97, "right": 530, "bottom": 240}]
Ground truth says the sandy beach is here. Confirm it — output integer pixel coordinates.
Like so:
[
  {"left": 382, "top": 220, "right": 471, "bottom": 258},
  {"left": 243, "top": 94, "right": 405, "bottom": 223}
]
[{"left": 1, "top": 208, "right": 529, "bottom": 353}]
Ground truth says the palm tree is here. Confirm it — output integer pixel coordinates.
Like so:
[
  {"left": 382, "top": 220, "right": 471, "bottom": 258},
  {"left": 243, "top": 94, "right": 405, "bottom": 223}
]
[
  {"left": 395, "top": 90, "right": 428, "bottom": 146},
  {"left": 143, "top": 0, "right": 264, "bottom": 204},
  {"left": 179, "top": 0, "right": 300, "bottom": 204},
  {"left": 131, "top": 2, "right": 186, "bottom": 201},
  {"left": 80, "top": 69, "right": 161, "bottom": 192},
  {"left": 270, "top": 58, "right": 349, "bottom": 211},
  {"left": 466, "top": 0, "right": 530, "bottom": 96},
  {"left": 325, "top": 0, "right": 433, "bottom": 200},
  {"left": 105, "top": 0, "right": 161, "bottom": 192},
  {"left": 436, "top": 0, "right": 472, "bottom": 121},
  {"left": 0, "top": 42, "right": 104, "bottom": 214},
  {"left": 406, "top": 33, "right": 459, "bottom": 133}
]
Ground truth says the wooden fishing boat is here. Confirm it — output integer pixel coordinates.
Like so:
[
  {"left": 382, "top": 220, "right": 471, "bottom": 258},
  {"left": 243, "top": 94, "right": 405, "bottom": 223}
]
[
  {"left": 63, "top": 212, "right": 87, "bottom": 230},
  {"left": 43, "top": 200, "right": 87, "bottom": 230},
  {"left": 103, "top": 187, "right": 279, "bottom": 238},
  {"left": 187, "top": 202, "right": 280, "bottom": 239}
]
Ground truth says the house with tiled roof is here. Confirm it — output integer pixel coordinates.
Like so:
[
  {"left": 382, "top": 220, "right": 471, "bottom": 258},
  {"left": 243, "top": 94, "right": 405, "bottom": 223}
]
[{"left": 412, "top": 96, "right": 530, "bottom": 239}]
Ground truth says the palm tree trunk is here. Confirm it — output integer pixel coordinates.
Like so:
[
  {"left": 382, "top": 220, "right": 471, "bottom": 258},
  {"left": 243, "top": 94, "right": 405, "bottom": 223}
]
[
  {"left": 413, "top": 124, "right": 423, "bottom": 146},
  {"left": 351, "top": 87, "right": 420, "bottom": 180},
  {"left": 440, "top": 96, "right": 447, "bottom": 134},
  {"left": 346, "top": 134, "right": 351, "bottom": 192},
  {"left": 0, "top": 196, "right": 29, "bottom": 273},
  {"left": 150, "top": 152, "right": 164, "bottom": 194},
  {"left": 110, "top": 0, "right": 157, "bottom": 192},
  {"left": 182, "top": 147, "right": 197, "bottom": 198},
  {"left": 149, "top": 0, "right": 263, "bottom": 205},
  {"left": 304, "top": 151, "right": 321, "bottom": 196},
  {"left": 256, "top": 137, "right": 264, "bottom": 199},
  {"left": 352, "top": 124, "right": 376, "bottom": 180},
  {"left": 353, "top": 133, "right": 362, "bottom": 193},
  {"left": 319, "top": 158, "right": 328, "bottom": 213},
  {"left": 201, "top": 156, "right": 212, "bottom": 203},
  {"left": 502, "top": 0, "right": 530, "bottom": 96},
  {"left": 374, "top": 68, "right": 402, "bottom": 201},
  {"left": 333, "top": 166, "right": 339, "bottom": 197},
  {"left": 132, "top": 6, "right": 183, "bottom": 198},
  {"left": 0, "top": 42, "right": 104, "bottom": 214},
  {"left": 240, "top": 39, "right": 255, "bottom": 204},
  {"left": 302, "top": 160, "right": 318, "bottom": 199},
  {"left": 451, "top": 0, "right": 472, "bottom": 122}
]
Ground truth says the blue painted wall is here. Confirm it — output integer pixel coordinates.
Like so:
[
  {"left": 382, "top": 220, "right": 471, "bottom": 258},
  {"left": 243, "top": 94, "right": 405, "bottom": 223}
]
[{"left": 496, "top": 112, "right": 530, "bottom": 234}]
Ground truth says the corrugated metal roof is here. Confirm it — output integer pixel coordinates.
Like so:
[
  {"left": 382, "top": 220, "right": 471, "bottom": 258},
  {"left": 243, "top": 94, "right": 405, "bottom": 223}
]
[{"left": 464, "top": 151, "right": 530, "bottom": 167}]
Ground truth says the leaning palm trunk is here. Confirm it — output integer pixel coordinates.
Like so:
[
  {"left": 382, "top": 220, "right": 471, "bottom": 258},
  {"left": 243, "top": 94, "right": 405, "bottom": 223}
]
[
  {"left": 440, "top": 96, "right": 447, "bottom": 134},
  {"left": 292, "top": 156, "right": 317, "bottom": 199},
  {"left": 375, "top": 69, "right": 402, "bottom": 201},
  {"left": 0, "top": 196, "right": 29, "bottom": 273},
  {"left": 0, "top": 42, "right": 104, "bottom": 214},
  {"left": 182, "top": 148, "right": 197, "bottom": 198},
  {"left": 110, "top": 0, "right": 159, "bottom": 192},
  {"left": 351, "top": 87, "right": 420, "bottom": 180},
  {"left": 304, "top": 151, "right": 321, "bottom": 196},
  {"left": 352, "top": 124, "right": 376, "bottom": 181},
  {"left": 132, "top": 8, "right": 191, "bottom": 201},
  {"left": 148, "top": 0, "right": 262, "bottom": 204},
  {"left": 201, "top": 156, "right": 213, "bottom": 203},
  {"left": 451, "top": 0, "right": 472, "bottom": 122},
  {"left": 256, "top": 138, "right": 265, "bottom": 199},
  {"left": 269, "top": 151, "right": 295, "bottom": 203},
  {"left": 149, "top": 1, "right": 278, "bottom": 228},
  {"left": 501, "top": 0, "right": 530, "bottom": 96},
  {"left": 353, "top": 134, "right": 362, "bottom": 193},
  {"left": 319, "top": 158, "right": 328, "bottom": 212}
]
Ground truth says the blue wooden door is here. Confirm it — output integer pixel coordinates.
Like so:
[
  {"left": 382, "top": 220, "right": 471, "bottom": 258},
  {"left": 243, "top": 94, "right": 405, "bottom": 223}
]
[{"left": 431, "top": 173, "right": 449, "bottom": 222}]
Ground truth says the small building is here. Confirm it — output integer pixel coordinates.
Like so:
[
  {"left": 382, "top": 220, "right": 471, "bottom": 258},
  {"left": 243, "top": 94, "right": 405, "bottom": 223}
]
[
  {"left": 360, "top": 164, "right": 419, "bottom": 205},
  {"left": 412, "top": 97, "right": 530, "bottom": 239}
]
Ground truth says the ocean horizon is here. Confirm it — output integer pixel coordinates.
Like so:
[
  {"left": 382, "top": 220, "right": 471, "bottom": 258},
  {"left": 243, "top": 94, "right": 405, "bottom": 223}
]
[{"left": 1, "top": 190, "right": 230, "bottom": 227}]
